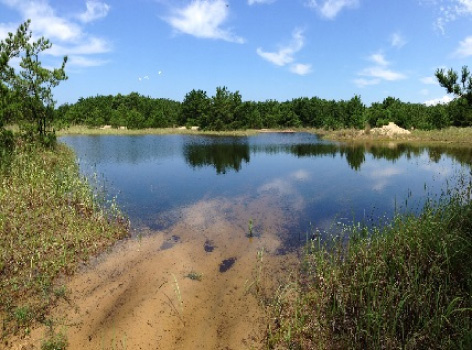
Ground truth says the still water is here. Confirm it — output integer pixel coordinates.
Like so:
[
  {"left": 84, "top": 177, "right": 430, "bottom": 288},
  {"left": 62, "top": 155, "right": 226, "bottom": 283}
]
[{"left": 60, "top": 133, "right": 471, "bottom": 248}]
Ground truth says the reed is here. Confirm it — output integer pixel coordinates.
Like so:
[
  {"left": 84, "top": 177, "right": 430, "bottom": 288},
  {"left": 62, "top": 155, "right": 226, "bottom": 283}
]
[{"left": 265, "top": 175, "right": 472, "bottom": 349}]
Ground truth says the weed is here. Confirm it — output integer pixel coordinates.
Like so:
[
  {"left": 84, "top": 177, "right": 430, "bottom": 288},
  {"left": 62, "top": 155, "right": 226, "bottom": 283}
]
[
  {"left": 185, "top": 271, "right": 203, "bottom": 281},
  {"left": 13, "top": 306, "right": 32, "bottom": 327},
  {"left": 53, "top": 285, "right": 67, "bottom": 299},
  {"left": 41, "top": 331, "right": 67, "bottom": 350},
  {"left": 0, "top": 141, "right": 129, "bottom": 339},
  {"left": 248, "top": 218, "right": 254, "bottom": 237},
  {"left": 264, "top": 184, "right": 472, "bottom": 349}
]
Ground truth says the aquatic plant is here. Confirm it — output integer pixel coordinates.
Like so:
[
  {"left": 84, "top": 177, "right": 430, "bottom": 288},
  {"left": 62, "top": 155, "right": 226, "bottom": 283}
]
[
  {"left": 248, "top": 218, "right": 254, "bottom": 237},
  {"left": 185, "top": 271, "right": 203, "bottom": 281},
  {"left": 264, "top": 176, "right": 472, "bottom": 349}
]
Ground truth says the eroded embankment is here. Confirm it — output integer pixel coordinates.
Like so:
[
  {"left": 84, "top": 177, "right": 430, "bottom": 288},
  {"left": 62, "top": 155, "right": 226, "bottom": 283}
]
[{"left": 15, "top": 194, "right": 298, "bottom": 350}]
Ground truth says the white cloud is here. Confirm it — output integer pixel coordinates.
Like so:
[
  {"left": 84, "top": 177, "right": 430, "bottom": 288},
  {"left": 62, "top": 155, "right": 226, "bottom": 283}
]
[
  {"left": 357, "top": 52, "right": 406, "bottom": 85},
  {"left": 258, "top": 178, "right": 295, "bottom": 196},
  {"left": 368, "top": 166, "right": 404, "bottom": 191},
  {"left": 68, "top": 55, "right": 109, "bottom": 67},
  {"left": 0, "top": 0, "right": 84, "bottom": 42},
  {"left": 454, "top": 35, "right": 472, "bottom": 57},
  {"left": 47, "top": 37, "right": 111, "bottom": 56},
  {"left": 391, "top": 32, "right": 406, "bottom": 48},
  {"left": 257, "top": 28, "right": 304, "bottom": 66},
  {"left": 354, "top": 78, "right": 381, "bottom": 87},
  {"left": 424, "top": 95, "right": 454, "bottom": 106},
  {"left": 360, "top": 66, "right": 406, "bottom": 81},
  {"left": 78, "top": 1, "right": 110, "bottom": 23},
  {"left": 431, "top": 0, "right": 472, "bottom": 33},
  {"left": 369, "top": 53, "right": 389, "bottom": 66},
  {"left": 290, "top": 170, "right": 310, "bottom": 181},
  {"left": 165, "top": 0, "right": 244, "bottom": 43},
  {"left": 290, "top": 63, "right": 312, "bottom": 75},
  {"left": 248, "top": 0, "right": 275, "bottom": 4},
  {"left": 420, "top": 76, "right": 438, "bottom": 85},
  {"left": 0, "top": 0, "right": 111, "bottom": 67},
  {"left": 0, "top": 22, "right": 16, "bottom": 40},
  {"left": 306, "top": 0, "right": 359, "bottom": 19}
]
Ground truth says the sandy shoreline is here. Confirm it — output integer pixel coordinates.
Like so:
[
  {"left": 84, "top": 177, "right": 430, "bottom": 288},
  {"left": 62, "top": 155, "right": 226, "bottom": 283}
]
[{"left": 12, "top": 195, "right": 298, "bottom": 349}]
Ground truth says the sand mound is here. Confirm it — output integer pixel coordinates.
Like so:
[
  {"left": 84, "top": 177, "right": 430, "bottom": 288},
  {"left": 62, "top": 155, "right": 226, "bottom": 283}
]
[{"left": 370, "top": 122, "right": 411, "bottom": 137}]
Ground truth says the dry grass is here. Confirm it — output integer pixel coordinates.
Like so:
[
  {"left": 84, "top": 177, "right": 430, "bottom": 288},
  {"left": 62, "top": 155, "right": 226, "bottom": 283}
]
[
  {"left": 313, "top": 127, "right": 472, "bottom": 144},
  {"left": 56, "top": 125, "right": 260, "bottom": 137}
]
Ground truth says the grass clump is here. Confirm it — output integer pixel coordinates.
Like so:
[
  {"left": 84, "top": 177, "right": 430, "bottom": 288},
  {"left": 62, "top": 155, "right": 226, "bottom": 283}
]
[
  {"left": 265, "top": 183, "right": 472, "bottom": 349},
  {"left": 0, "top": 140, "right": 129, "bottom": 340},
  {"left": 185, "top": 271, "right": 203, "bottom": 281}
]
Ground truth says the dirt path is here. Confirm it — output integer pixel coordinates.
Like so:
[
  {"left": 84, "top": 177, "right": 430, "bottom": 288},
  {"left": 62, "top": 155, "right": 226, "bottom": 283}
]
[{"left": 16, "top": 195, "right": 298, "bottom": 349}]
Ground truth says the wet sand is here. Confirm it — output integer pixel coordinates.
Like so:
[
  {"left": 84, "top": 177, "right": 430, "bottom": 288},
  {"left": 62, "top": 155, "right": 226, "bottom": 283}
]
[{"left": 13, "top": 195, "right": 298, "bottom": 349}]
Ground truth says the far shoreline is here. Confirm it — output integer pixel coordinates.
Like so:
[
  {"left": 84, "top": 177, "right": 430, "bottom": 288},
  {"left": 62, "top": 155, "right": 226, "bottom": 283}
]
[{"left": 52, "top": 125, "right": 472, "bottom": 144}]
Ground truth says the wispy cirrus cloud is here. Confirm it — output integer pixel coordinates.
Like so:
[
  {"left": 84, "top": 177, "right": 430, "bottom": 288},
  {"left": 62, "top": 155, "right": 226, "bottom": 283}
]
[
  {"left": 257, "top": 28, "right": 312, "bottom": 75},
  {"left": 0, "top": 0, "right": 112, "bottom": 67},
  {"left": 424, "top": 0, "right": 472, "bottom": 33},
  {"left": 257, "top": 29, "right": 304, "bottom": 66},
  {"left": 355, "top": 52, "right": 406, "bottom": 87},
  {"left": 78, "top": 1, "right": 110, "bottom": 23},
  {"left": 305, "top": 0, "right": 359, "bottom": 19},
  {"left": 164, "top": 0, "right": 245, "bottom": 43}
]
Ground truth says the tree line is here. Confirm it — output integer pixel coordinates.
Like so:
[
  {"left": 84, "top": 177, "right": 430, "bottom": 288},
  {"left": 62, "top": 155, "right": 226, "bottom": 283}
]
[
  {"left": 53, "top": 86, "right": 471, "bottom": 131},
  {"left": 1, "top": 20, "right": 472, "bottom": 143}
]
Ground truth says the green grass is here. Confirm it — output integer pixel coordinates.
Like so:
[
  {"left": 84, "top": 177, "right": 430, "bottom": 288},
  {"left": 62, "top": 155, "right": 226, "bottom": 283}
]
[
  {"left": 264, "top": 179, "right": 472, "bottom": 349},
  {"left": 0, "top": 140, "right": 129, "bottom": 340}
]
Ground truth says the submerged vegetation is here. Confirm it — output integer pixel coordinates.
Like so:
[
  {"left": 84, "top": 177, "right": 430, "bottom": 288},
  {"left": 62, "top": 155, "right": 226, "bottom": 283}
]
[
  {"left": 264, "top": 178, "right": 472, "bottom": 349},
  {"left": 0, "top": 141, "right": 128, "bottom": 341}
]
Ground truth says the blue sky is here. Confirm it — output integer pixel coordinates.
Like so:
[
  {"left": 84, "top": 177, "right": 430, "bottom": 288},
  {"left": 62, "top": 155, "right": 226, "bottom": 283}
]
[{"left": 1, "top": 0, "right": 471, "bottom": 106}]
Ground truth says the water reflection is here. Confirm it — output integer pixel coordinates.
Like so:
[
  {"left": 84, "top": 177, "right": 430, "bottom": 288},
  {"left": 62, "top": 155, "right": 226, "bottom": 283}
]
[
  {"left": 60, "top": 133, "right": 472, "bottom": 250},
  {"left": 184, "top": 139, "right": 250, "bottom": 174},
  {"left": 182, "top": 135, "right": 472, "bottom": 173}
]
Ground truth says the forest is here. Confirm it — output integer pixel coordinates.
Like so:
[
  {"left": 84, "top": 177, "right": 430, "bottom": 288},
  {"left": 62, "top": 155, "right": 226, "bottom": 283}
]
[{"left": 51, "top": 87, "right": 472, "bottom": 132}]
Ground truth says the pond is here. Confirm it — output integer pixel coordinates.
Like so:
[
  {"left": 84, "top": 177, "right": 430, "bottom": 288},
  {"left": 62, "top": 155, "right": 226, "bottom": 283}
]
[{"left": 60, "top": 133, "right": 472, "bottom": 249}]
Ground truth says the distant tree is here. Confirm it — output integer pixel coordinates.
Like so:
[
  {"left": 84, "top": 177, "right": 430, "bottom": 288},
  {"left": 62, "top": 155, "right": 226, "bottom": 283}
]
[
  {"left": 435, "top": 66, "right": 472, "bottom": 106},
  {"left": 181, "top": 89, "right": 210, "bottom": 128},
  {"left": 1, "top": 20, "right": 67, "bottom": 138}
]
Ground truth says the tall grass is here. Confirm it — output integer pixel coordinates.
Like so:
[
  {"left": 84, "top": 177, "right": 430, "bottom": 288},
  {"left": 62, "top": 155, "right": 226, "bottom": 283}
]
[
  {"left": 0, "top": 140, "right": 129, "bottom": 340},
  {"left": 265, "top": 176, "right": 472, "bottom": 349}
]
